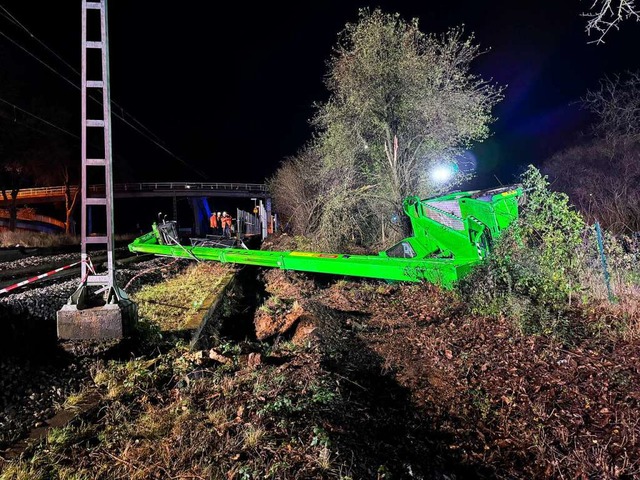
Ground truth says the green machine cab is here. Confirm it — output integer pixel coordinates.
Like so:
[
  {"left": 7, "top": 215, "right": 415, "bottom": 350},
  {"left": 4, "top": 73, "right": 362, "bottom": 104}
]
[{"left": 128, "top": 185, "right": 522, "bottom": 289}]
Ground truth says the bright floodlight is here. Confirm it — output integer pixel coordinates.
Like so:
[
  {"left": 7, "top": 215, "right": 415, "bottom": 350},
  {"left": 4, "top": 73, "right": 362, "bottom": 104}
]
[{"left": 431, "top": 164, "right": 454, "bottom": 183}]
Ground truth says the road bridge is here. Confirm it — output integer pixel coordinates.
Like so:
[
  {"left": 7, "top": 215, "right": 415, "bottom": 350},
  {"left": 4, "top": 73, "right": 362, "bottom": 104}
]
[
  {"left": 0, "top": 182, "right": 271, "bottom": 236},
  {"left": 0, "top": 211, "right": 65, "bottom": 233},
  {"left": 0, "top": 182, "right": 269, "bottom": 206}
]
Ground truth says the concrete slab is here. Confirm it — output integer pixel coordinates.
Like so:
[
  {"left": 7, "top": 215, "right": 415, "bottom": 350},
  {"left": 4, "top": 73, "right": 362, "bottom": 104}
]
[
  {"left": 57, "top": 300, "right": 137, "bottom": 340},
  {"left": 186, "top": 273, "right": 235, "bottom": 350}
]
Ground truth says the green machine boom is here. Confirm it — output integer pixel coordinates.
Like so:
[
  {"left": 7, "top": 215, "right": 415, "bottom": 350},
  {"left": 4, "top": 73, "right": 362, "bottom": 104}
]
[{"left": 128, "top": 185, "right": 522, "bottom": 289}]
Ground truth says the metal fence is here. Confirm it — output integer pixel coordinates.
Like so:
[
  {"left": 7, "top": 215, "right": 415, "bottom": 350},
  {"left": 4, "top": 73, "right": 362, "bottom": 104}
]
[{"left": 236, "top": 208, "right": 262, "bottom": 237}]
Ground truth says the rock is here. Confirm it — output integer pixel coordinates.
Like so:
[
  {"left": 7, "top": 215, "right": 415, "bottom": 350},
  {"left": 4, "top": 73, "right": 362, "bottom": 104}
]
[
  {"left": 247, "top": 352, "right": 262, "bottom": 368},
  {"left": 254, "top": 301, "right": 305, "bottom": 341},
  {"left": 291, "top": 316, "right": 317, "bottom": 346},
  {"left": 208, "top": 349, "right": 231, "bottom": 364}
]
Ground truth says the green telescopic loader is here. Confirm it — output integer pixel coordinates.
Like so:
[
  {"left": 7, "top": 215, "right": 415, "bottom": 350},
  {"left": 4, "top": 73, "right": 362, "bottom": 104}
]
[{"left": 128, "top": 185, "right": 522, "bottom": 289}]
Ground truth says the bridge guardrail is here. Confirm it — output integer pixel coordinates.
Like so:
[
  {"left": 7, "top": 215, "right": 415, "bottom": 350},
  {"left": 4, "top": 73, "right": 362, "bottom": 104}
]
[{"left": 5, "top": 182, "right": 268, "bottom": 200}]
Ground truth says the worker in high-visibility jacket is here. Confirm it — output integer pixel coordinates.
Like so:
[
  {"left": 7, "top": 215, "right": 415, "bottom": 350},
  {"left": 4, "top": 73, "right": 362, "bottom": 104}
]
[
  {"left": 209, "top": 211, "right": 218, "bottom": 234},
  {"left": 221, "top": 211, "right": 232, "bottom": 238}
]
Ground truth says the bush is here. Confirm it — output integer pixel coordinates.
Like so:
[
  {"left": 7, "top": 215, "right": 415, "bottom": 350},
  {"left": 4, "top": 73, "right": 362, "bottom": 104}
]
[{"left": 461, "top": 165, "right": 587, "bottom": 339}]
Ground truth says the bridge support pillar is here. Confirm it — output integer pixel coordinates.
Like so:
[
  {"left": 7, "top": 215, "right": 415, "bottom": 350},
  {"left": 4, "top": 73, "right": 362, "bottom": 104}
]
[
  {"left": 189, "top": 197, "right": 210, "bottom": 236},
  {"left": 265, "top": 197, "right": 272, "bottom": 234},
  {"left": 173, "top": 195, "right": 178, "bottom": 223}
]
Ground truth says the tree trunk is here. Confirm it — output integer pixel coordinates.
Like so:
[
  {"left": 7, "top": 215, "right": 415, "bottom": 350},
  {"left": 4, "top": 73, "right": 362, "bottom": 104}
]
[
  {"left": 64, "top": 184, "right": 80, "bottom": 235},
  {"left": 65, "top": 209, "right": 73, "bottom": 235},
  {"left": 9, "top": 190, "right": 18, "bottom": 231},
  {"left": 401, "top": 212, "right": 412, "bottom": 238},
  {"left": 1, "top": 188, "right": 21, "bottom": 231}
]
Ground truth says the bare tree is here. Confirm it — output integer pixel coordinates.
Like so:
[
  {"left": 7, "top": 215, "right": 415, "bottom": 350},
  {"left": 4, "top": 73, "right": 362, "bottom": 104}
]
[
  {"left": 581, "top": 70, "right": 640, "bottom": 139},
  {"left": 544, "top": 137, "right": 640, "bottom": 233},
  {"left": 61, "top": 168, "right": 80, "bottom": 235},
  {"left": 31, "top": 137, "right": 80, "bottom": 234},
  {"left": 0, "top": 94, "right": 79, "bottom": 233},
  {"left": 33, "top": 156, "right": 80, "bottom": 234},
  {"left": 583, "top": 0, "right": 640, "bottom": 43},
  {"left": 0, "top": 115, "right": 35, "bottom": 231},
  {"left": 0, "top": 160, "right": 30, "bottom": 231},
  {"left": 268, "top": 148, "right": 324, "bottom": 237},
  {"left": 270, "top": 142, "right": 380, "bottom": 252},
  {"left": 545, "top": 73, "right": 640, "bottom": 233}
]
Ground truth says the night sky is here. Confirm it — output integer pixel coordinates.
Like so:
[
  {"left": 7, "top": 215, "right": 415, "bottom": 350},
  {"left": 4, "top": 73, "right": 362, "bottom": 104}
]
[{"left": 1, "top": 1, "right": 639, "bottom": 189}]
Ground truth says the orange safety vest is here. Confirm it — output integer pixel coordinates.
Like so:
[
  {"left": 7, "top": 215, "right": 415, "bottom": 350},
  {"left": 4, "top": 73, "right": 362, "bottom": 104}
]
[
  {"left": 210, "top": 214, "right": 218, "bottom": 228},
  {"left": 222, "top": 215, "right": 232, "bottom": 227}
]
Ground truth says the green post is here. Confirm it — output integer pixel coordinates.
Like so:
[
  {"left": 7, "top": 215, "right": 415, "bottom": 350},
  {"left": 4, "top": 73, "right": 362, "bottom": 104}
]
[{"left": 594, "top": 221, "right": 615, "bottom": 303}]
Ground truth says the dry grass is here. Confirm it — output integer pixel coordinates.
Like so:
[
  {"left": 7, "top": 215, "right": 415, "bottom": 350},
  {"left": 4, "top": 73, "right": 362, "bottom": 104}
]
[
  {"left": 62, "top": 388, "right": 95, "bottom": 412},
  {"left": 131, "top": 262, "right": 232, "bottom": 331},
  {"left": 206, "top": 407, "right": 229, "bottom": 428},
  {"left": 0, "top": 230, "right": 136, "bottom": 248},
  {"left": 242, "top": 424, "right": 265, "bottom": 449},
  {"left": 317, "top": 446, "right": 332, "bottom": 471},
  {"left": 0, "top": 317, "right": 351, "bottom": 479},
  {"left": 575, "top": 251, "right": 640, "bottom": 341},
  {"left": 0, "top": 230, "right": 78, "bottom": 248},
  {"left": 134, "top": 406, "right": 176, "bottom": 440}
]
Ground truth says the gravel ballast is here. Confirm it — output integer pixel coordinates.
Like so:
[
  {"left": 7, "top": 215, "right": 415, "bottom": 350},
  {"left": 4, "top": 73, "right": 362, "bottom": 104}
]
[{"left": 0, "top": 254, "right": 191, "bottom": 450}]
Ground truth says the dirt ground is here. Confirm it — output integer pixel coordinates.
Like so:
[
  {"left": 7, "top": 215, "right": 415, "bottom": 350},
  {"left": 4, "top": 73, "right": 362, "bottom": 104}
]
[
  {"left": 3, "top": 238, "right": 639, "bottom": 479},
  {"left": 253, "top": 248, "right": 640, "bottom": 478}
]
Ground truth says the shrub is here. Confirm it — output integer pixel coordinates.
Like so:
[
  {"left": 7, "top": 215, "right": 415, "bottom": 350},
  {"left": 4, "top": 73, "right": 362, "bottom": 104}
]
[{"left": 461, "top": 165, "right": 587, "bottom": 339}]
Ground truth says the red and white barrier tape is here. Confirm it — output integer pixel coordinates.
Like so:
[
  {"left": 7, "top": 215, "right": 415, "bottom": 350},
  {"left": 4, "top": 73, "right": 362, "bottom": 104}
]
[
  {"left": 0, "top": 259, "right": 92, "bottom": 295},
  {"left": 79, "top": 257, "right": 96, "bottom": 285}
]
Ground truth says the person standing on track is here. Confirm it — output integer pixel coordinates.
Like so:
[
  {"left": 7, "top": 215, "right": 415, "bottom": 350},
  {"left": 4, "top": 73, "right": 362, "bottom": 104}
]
[
  {"left": 209, "top": 211, "right": 218, "bottom": 235},
  {"left": 222, "top": 211, "right": 232, "bottom": 238}
]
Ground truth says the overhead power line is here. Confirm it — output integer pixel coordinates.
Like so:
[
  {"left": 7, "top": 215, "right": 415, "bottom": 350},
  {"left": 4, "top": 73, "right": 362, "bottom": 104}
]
[
  {"left": 0, "top": 94, "right": 136, "bottom": 167},
  {"left": 0, "top": 95, "right": 80, "bottom": 140},
  {"left": 0, "top": 5, "right": 80, "bottom": 78},
  {"left": 0, "top": 4, "right": 208, "bottom": 180},
  {"left": 0, "top": 5, "right": 165, "bottom": 146}
]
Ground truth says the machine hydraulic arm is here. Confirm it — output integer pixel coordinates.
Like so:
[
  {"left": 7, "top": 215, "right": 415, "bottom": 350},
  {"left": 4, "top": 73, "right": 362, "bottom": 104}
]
[{"left": 128, "top": 185, "right": 522, "bottom": 289}]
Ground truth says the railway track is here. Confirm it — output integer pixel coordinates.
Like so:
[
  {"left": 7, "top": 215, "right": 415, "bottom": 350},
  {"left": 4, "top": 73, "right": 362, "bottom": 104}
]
[
  {"left": 0, "top": 250, "right": 190, "bottom": 453},
  {"left": 0, "top": 249, "right": 153, "bottom": 295},
  {"left": 0, "top": 245, "right": 78, "bottom": 264}
]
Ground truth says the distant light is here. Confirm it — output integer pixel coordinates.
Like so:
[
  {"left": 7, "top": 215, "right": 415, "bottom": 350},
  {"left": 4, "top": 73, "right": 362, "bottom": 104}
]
[
  {"left": 431, "top": 164, "right": 455, "bottom": 183},
  {"left": 186, "top": 185, "right": 191, "bottom": 189}
]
